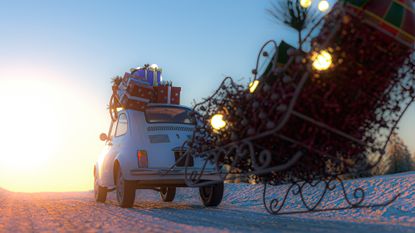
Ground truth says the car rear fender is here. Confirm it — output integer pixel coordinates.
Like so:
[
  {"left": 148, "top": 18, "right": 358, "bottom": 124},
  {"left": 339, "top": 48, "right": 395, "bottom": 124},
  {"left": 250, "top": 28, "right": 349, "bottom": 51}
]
[{"left": 113, "top": 152, "right": 138, "bottom": 183}]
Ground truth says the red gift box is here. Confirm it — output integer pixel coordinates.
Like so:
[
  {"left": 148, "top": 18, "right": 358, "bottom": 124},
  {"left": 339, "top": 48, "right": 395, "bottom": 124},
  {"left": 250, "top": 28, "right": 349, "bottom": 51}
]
[
  {"left": 127, "top": 81, "right": 154, "bottom": 100},
  {"left": 154, "top": 86, "right": 181, "bottom": 104},
  {"left": 121, "top": 94, "right": 150, "bottom": 112}
]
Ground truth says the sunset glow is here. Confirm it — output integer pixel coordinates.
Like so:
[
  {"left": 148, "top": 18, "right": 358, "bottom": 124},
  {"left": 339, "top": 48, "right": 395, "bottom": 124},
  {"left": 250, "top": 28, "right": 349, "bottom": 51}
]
[
  {"left": 0, "top": 66, "right": 106, "bottom": 192},
  {"left": 0, "top": 80, "right": 59, "bottom": 170}
]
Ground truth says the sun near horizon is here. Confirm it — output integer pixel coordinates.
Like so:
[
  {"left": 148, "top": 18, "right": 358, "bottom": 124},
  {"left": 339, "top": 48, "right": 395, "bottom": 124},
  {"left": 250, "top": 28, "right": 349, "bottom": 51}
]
[{"left": 0, "top": 65, "right": 107, "bottom": 193}]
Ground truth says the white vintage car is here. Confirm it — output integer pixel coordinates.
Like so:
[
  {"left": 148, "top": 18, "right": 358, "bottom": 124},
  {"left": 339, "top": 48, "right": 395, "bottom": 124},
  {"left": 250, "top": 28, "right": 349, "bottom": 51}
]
[{"left": 94, "top": 104, "right": 224, "bottom": 208}]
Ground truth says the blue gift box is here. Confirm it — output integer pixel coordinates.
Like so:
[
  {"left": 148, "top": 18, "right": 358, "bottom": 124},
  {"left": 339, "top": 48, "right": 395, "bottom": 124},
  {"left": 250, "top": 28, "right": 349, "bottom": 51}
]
[
  {"left": 127, "top": 77, "right": 150, "bottom": 87},
  {"left": 131, "top": 67, "right": 161, "bottom": 86}
]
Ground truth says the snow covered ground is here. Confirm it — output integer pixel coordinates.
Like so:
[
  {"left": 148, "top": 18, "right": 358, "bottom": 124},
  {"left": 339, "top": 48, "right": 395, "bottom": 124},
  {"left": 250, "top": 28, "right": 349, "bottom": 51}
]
[{"left": 0, "top": 172, "right": 414, "bottom": 233}]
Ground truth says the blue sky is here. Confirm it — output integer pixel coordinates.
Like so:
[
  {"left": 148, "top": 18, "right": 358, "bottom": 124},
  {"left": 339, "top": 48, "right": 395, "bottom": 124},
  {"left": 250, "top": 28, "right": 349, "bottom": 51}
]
[{"left": 0, "top": 0, "right": 414, "bottom": 152}]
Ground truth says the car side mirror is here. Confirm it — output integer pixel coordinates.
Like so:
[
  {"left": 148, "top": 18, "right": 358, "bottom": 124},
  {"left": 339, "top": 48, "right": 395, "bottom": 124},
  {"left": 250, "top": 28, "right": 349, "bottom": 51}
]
[{"left": 99, "top": 133, "right": 108, "bottom": 141}]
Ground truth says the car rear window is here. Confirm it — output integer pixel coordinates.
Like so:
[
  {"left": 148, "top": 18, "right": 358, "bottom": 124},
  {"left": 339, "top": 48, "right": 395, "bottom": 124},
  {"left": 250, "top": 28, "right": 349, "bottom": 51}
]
[{"left": 145, "top": 106, "right": 195, "bottom": 125}]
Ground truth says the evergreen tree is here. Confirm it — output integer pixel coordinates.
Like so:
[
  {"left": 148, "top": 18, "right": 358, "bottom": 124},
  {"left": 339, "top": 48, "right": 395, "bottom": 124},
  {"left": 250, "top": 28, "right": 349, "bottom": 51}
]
[{"left": 267, "top": 0, "right": 319, "bottom": 50}]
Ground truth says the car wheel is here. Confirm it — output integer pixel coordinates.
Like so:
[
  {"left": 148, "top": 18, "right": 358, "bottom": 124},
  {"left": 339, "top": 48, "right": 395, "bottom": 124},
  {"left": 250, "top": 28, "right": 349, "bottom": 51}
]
[
  {"left": 116, "top": 168, "right": 136, "bottom": 208},
  {"left": 94, "top": 170, "right": 107, "bottom": 203},
  {"left": 199, "top": 182, "right": 224, "bottom": 207},
  {"left": 160, "top": 187, "right": 176, "bottom": 202}
]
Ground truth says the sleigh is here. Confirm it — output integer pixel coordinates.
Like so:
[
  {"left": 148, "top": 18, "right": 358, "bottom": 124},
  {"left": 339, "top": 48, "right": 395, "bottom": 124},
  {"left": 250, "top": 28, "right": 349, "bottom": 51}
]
[{"left": 163, "top": 1, "right": 415, "bottom": 214}]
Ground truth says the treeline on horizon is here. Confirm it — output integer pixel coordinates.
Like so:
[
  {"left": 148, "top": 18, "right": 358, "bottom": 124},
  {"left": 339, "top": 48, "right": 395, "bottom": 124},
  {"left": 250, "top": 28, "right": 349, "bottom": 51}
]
[
  {"left": 226, "top": 133, "right": 415, "bottom": 184},
  {"left": 370, "top": 133, "right": 415, "bottom": 176}
]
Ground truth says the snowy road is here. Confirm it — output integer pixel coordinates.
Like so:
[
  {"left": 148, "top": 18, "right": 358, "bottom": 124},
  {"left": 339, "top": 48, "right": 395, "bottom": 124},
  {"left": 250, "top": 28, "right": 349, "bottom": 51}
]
[{"left": 1, "top": 172, "right": 415, "bottom": 233}]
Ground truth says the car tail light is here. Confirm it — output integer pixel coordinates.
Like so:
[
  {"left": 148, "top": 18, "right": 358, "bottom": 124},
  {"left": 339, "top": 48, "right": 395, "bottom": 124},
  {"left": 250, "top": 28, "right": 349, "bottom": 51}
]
[{"left": 137, "top": 150, "right": 148, "bottom": 168}]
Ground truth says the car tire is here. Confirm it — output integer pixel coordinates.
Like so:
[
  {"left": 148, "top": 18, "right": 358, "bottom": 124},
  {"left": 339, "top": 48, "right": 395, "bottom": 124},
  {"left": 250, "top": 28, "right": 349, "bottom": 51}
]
[
  {"left": 94, "top": 170, "right": 107, "bottom": 203},
  {"left": 160, "top": 187, "right": 176, "bottom": 202},
  {"left": 199, "top": 182, "right": 224, "bottom": 207},
  {"left": 116, "top": 168, "right": 136, "bottom": 208}
]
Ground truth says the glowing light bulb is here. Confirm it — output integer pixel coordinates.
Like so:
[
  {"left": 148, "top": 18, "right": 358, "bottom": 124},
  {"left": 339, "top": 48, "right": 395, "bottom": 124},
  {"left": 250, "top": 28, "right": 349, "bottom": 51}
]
[
  {"left": 318, "top": 0, "right": 330, "bottom": 12},
  {"left": 312, "top": 50, "right": 332, "bottom": 71},
  {"left": 116, "top": 107, "right": 124, "bottom": 112},
  {"left": 249, "top": 80, "right": 260, "bottom": 93},
  {"left": 300, "top": 0, "right": 312, "bottom": 8},
  {"left": 211, "top": 114, "right": 227, "bottom": 130}
]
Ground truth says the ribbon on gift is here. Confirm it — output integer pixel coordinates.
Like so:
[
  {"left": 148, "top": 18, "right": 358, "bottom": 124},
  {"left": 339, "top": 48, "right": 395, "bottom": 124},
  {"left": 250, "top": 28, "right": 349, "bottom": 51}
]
[
  {"left": 153, "top": 70, "right": 158, "bottom": 87},
  {"left": 148, "top": 65, "right": 162, "bottom": 87},
  {"left": 167, "top": 86, "right": 172, "bottom": 104},
  {"left": 124, "top": 93, "right": 151, "bottom": 103}
]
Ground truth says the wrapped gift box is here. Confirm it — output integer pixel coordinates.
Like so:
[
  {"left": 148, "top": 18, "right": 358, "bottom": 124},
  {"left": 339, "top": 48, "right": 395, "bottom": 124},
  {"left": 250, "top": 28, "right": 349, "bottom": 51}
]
[
  {"left": 126, "top": 79, "right": 154, "bottom": 100},
  {"left": 121, "top": 94, "right": 150, "bottom": 112},
  {"left": 341, "top": 0, "right": 415, "bottom": 47},
  {"left": 154, "top": 86, "right": 181, "bottom": 104},
  {"left": 131, "top": 67, "right": 162, "bottom": 86}
]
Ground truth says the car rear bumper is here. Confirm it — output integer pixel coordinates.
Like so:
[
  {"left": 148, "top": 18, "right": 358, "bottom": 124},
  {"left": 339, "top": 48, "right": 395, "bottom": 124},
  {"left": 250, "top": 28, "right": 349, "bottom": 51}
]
[{"left": 129, "top": 167, "right": 222, "bottom": 187}]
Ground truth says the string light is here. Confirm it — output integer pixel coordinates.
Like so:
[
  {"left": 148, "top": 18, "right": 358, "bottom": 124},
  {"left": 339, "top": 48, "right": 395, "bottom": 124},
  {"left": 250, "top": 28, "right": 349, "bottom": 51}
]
[
  {"left": 312, "top": 50, "right": 332, "bottom": 71},
  {"left": 318, "top": 0, "right": 330, "bottom": 12},
  {"left": 300, "top": 0, "right": 312, "bottom": 8},
  {"left": 211, "top": 114, "right": 227, "bottom": 130},
  {"left": 249, "top": 80, "right": 260, "bottom": 93}
]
